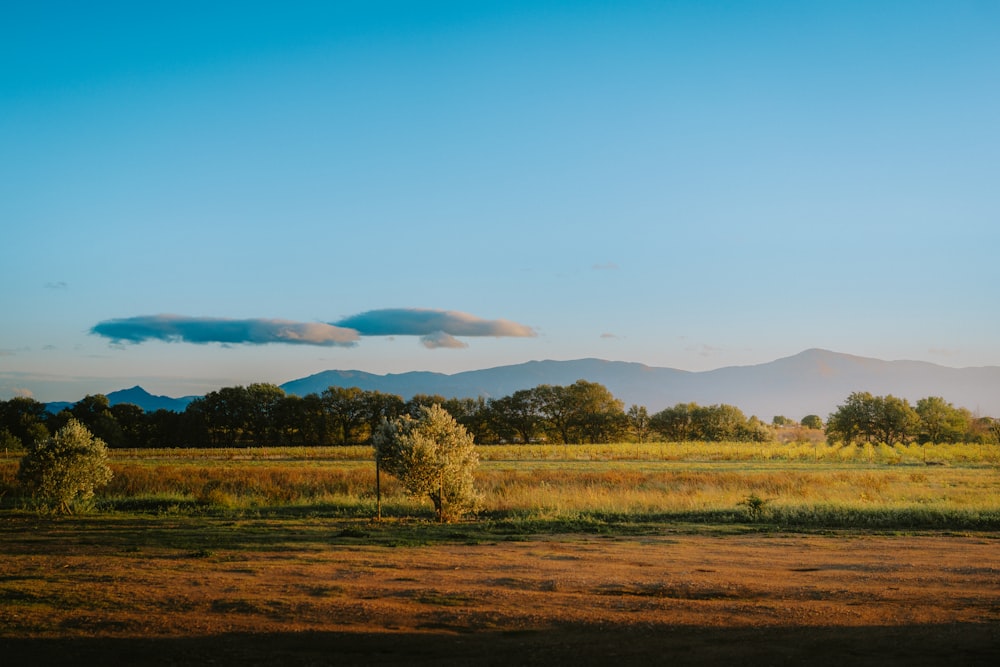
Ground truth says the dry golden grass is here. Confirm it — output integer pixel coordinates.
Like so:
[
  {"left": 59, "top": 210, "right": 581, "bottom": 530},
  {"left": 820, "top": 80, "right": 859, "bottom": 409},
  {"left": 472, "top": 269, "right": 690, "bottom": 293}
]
[{"left": 2, "top": 441, "right": 998, "bottom": 528}]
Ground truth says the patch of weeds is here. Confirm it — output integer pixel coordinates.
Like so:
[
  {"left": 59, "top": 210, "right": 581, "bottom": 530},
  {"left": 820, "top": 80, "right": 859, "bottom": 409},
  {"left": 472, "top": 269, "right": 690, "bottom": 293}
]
[
  {"left": 186, "top": 548, "right": 214, "bottom": 558},
  {"left": 336, "top": 527, "right": 370, "bottom": 539},
  {"left": 738, "top": 494, "right": 772, "bottom": 522}
]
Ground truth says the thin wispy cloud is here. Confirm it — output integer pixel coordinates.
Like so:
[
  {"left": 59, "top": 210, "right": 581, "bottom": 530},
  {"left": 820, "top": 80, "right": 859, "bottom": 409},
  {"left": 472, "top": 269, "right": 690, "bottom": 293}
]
[
  {"left": 91, "top": 308, "right": 536, "bottom": 349},
  {"left": 592, "top": 262, "right": 619, "bottom": 271},
  {"left": 44, "top": 281, "right": 68, "bottom": 289},
  {"left": 686, "top": 344, "right": 725, "bottom": 358},
  {"left": 91, "top": 315, "right": 360, "bottom": 347}
]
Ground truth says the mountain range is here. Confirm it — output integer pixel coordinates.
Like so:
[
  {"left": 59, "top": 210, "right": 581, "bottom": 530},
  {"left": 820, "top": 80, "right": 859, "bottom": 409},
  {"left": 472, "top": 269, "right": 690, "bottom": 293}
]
[{"left": 45, "top": 349, "right": 1000, "bottom": 420}]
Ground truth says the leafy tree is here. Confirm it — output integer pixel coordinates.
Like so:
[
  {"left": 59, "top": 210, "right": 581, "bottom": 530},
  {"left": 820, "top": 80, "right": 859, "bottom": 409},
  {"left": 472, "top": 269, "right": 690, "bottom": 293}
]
[
  {"left": 826, "top": 392, "right": 878, "bottom": 445},
  {"left": 737, "top": 415, "right": 774, "bottom": 442},
  {"left": 441, "top": 396, "right": 495, "bottom": 444},
  {"left": 372, "top": 404, "right": 479, "bottom": 522},
  {"left": 627, "top": 405, "right": 650, "bottom": 443},
  {"left": 801, "top": 414, "right": 823, "bottom": 430},
  {"left": 533, "top": 381, "right": 625, "bottom": 444},
  {"left": 915, "top": 396, "right": 972, "bottom": 444},
  {"left": 145, "top": 408, "right": 187, "bottom": 447},
  {"left": 70, "top": 394, "right": 124, "bottom": 447},
  {"left": 17, "top": 419, "right": 113, "bottom": 513},
  {"left": 244, "top": 383, "right": 286, "bottom": 446},
  {"left": 111, "top": 403, "right": 148, "bottom": 447},
  {"left": 694, "top": 404, "right": 748, "bottom": 441},
  {"left": 827, "top": 392, "right": 919, "bottom": 446},
  {"left": 405, "top": 393, "right": 450, "bottom": 417},
  {"left": 567, "top": 380, "right": 627, "bottom": 444},
  {"left": 649, "top": 403, "right": 698, "bottom": 441},
  {"left": 488, "top": 389, "right": 541, "bottom": 444},
  {"left": 192, "top": 387, "right": 247, "bottom": 446},
  {"left": 650, "top": 402, "right": 768, "bottom": 442},
  {"left": 322, "top": 386, "right": 370, "bottom": 445},
  {"left": 360, "top": 390, "right": 405, "bottom": 443},
  {"left": 272, "top": 394, "right": 325, "bottom": 445},
  {"left": 0, "top": 397, "right": 50, "bottom": 448},
  {"left": 870, "top": 395, "right": 919, "bottom": 446}
]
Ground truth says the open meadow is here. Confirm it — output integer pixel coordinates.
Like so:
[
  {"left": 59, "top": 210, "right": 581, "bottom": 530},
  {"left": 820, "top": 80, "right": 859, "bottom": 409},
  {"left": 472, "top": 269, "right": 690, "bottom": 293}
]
[{"left": 2, "top": 441, "right": 999, "bottom": 665}]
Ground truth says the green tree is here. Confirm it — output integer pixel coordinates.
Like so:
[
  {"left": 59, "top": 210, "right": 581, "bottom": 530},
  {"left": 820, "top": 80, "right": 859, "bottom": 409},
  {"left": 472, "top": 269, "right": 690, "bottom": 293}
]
[
  {"left": 693, "top": 404, "right": 751, "bottom": 441},
  {"left": 737, "top": 415, "right": 774, "bottom": 442},
  {"left": 17, "top": 419, "right": 113, "bottom": 513},
  {"left": 915, "top": 396, "right": 972, "bottom": 444},
  {"left": 826, "top": 391, "right": 878, "bottom": 445},
  {"left": 70, "top": 394, "right": 123, "bottom": 447},
  {"left": 360, "top": 390, "right": 405, "bottom": 444},
  {"left": 245, "top": 383, "right": 285, "bottom": 446},
  {"left": 562, "top": 380, "right": 626, "bottom": 443},
  {"left": 869, "top": 395, "right": 919, "bottom": 446},
  {"left": 627, "top": 405, "right": 650, "bottom": 443},
  {"left": 372, "top": 404, "right": 480, "bottom": 522},
  {"left": 801, "top": 414, "right": 823, "bottom": 430},
  {"left": 441, "top": 396, "right": 495, "bottom": 444},
  {"left": 487, "top": 389, "right": 541, "bottom": 444},
  {"left": 649, "top": 403, "right": 698, "bottom": 441},
  {"left": 534, "top": 381, "right": 625, "bottom": 444},
  {"left": 0, "top": 397, "right": 50, "bottom": 448},
  {"left": 827, "top": 392, "right": 920, "bottom": 446},
  {"left": 111, "top": 403, "right": 148, "bottom": 447},
  {"left": 322, "top": 386, "right": 370, "bottom": 445}
]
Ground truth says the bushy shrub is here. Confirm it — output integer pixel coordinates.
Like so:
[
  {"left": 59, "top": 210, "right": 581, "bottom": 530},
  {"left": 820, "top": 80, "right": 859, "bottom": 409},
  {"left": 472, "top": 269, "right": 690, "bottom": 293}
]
[
  {"left": 17, "top": 419, "right": 113, "bottom": 513},
  {"left": 372, "top": 404, "right": 480, "bottom": 522}
]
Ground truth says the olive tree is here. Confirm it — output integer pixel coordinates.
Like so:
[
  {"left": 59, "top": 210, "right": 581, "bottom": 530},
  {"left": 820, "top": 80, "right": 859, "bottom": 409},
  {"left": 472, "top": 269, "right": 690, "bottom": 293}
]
[
  {"left": 372, "top": 404, "right": 479, "bottom": 522},
  {"left": 17, "top": 419, "right": 113, "bottom": 513}
]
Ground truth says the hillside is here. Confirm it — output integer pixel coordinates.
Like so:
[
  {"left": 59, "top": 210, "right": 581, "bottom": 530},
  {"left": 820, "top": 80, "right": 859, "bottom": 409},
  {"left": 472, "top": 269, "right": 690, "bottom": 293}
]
[
  {"left": 279, "top": 349, "right": 1000, "bottom": 420},
  {"left": 43, "top": 350, "right": 999, "bottom": 420}
]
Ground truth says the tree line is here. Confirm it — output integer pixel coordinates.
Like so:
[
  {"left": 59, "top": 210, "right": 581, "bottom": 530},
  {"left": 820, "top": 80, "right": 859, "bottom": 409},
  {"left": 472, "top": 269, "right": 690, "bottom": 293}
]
[
  {"left": 2, "top": 384, "right": 997, "bottom": 450},
  {"left": 825, "top": 391, "right": 998, "bottom": 446}
]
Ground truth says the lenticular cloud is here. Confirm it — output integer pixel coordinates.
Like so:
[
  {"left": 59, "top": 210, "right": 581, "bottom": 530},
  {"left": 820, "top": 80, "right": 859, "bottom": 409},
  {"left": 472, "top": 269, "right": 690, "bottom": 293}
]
[
  {"left": 333, "top": 308, "right": 537, "bottom": 339},
  {"left": 90, "top": 315, "right": 360, "bottom": 347},
  {"left": 90, "top": 308, "right": 536, "bottom": 349}
]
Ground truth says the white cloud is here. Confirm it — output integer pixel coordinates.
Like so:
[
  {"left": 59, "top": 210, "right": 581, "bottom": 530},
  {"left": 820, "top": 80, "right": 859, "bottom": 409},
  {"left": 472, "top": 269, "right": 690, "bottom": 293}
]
[
  {"left": 334, "top": 308, "right": 536, "bottom": 339},
  {"left": 91, "top": 315, "right": 359, "bottom": 347},
  {"left": 91, "top": 308, "right": 536, "bottom": 350}
]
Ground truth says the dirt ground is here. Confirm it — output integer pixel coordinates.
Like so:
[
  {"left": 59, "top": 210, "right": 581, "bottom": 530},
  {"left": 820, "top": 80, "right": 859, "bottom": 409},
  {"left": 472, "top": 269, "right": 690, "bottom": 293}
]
[{"left": 1, "top": 524, "right": 998, "bottom": 665}]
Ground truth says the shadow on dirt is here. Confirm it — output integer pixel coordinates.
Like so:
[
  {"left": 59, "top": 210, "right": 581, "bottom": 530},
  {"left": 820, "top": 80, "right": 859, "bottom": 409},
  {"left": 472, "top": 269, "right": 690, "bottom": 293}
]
[{"left": 3, "top": 623, "right": 997, "bottom": 666}]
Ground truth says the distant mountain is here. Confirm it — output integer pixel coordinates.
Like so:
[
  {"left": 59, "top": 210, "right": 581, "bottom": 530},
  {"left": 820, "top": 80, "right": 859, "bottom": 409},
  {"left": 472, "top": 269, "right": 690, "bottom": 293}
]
[
  {"left": 280, "top": 349, "right": 1000, "bottom": 420},
  {"left": 44, "top": 350, "right": 1000, "bottom": 420},
  {"left": 106, "top": 386, "right": 198, "bottom": 412},
  {"left": 44, "top": 386, "right": 198, "bottom": 414}
]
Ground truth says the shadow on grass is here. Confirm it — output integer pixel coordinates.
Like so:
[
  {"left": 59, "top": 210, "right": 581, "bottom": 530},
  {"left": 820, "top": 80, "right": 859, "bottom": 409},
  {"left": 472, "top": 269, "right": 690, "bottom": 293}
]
[{"left": 2, "top": 623, "right": 998, "bottom": 666}]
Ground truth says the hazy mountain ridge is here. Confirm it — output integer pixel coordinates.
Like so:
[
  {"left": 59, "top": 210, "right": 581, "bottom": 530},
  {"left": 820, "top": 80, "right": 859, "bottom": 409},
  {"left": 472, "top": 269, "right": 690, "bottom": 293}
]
[
  {"left": 279, "top": 349, "right": 998, "bottom": 420},
  {"left": 44, "top": 386, "right": 198, "bottom": 414},
  {"left": 44, "top": 350, "right": 1000, "bottom": 420}
]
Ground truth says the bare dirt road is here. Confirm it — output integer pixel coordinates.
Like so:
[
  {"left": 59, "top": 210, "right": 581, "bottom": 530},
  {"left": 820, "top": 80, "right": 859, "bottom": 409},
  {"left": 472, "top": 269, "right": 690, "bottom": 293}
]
[{"left": 2, "top": 527, "right": 998, "bottom": 665}]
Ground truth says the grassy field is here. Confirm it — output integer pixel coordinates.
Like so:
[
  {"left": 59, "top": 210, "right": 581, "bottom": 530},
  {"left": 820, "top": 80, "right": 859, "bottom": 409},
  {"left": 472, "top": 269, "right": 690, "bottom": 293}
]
[
  {"left": 2, "top": 441, "right": 999, "bottom": 665},
  {"left": 2, "top": 441, "right": 998, "bottom": 530}
]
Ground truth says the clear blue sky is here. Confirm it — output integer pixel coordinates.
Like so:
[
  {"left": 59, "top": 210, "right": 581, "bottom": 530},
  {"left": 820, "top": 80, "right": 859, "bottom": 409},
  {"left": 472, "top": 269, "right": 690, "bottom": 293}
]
[{"left": 2, "top": 1, "right": 998, "bottom": 402}]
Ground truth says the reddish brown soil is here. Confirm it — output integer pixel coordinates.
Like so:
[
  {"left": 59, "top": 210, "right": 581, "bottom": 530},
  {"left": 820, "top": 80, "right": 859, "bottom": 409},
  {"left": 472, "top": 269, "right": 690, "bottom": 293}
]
[{"left": 1, "top": 525, "right": 998, "bottom": 665}]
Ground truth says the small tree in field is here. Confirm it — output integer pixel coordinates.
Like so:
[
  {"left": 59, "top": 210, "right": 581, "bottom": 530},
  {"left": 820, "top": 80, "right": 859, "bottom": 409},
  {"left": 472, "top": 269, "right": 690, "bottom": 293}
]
[
  {"left": 372, "top": 404, "right": 479, "bottom": 522},
  {"left": 17, "top": 419, "right": 113, "bottom": 513}
]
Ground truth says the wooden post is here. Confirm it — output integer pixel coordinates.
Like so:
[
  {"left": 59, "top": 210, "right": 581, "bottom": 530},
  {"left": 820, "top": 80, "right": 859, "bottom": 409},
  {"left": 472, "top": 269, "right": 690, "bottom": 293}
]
[{"left": 375, "top": 457, "right": 381, "bottom": 522}]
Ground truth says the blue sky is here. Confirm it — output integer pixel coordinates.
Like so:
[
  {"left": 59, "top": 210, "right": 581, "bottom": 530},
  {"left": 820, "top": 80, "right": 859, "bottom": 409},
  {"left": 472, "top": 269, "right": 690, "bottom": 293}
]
[{"left": 2, "top": 1, "right": 998, "bottom": 402}]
